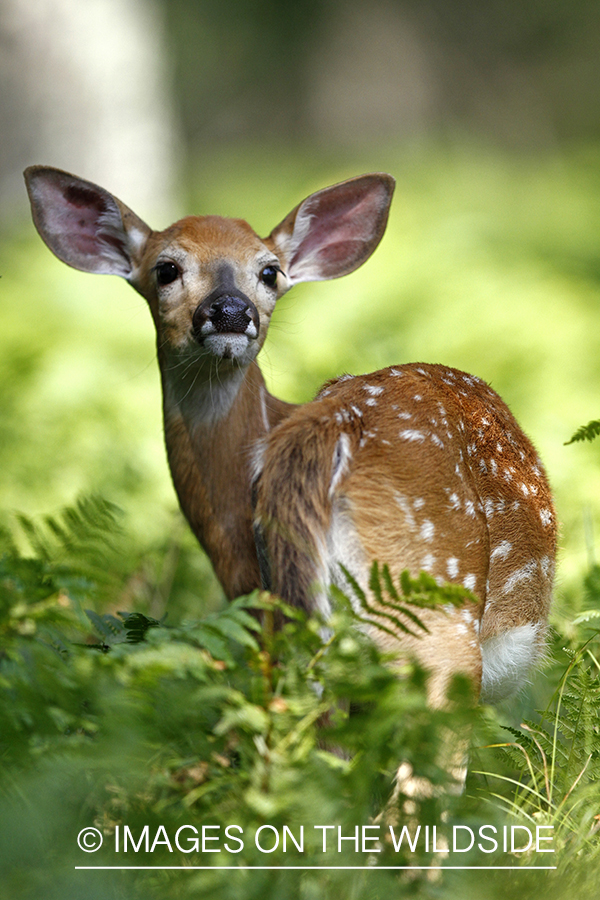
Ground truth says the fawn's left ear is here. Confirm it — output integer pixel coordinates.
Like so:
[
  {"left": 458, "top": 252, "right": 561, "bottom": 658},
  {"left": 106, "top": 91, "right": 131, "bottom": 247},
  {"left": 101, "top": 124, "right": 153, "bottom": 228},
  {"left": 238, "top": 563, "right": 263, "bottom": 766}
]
[
  {"left": 266, "top": 172, "right": 395, "bottom": 285},
  {"left": 24, "top": 165, "right": 151, "bottom": 279}
]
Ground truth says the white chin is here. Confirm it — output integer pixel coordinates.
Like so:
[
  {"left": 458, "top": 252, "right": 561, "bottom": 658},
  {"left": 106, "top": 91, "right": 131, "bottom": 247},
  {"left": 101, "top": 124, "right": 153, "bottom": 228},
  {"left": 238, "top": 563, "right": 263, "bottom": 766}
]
[{"left": 203, "top": 333, "right": 252, "bottom": 361}]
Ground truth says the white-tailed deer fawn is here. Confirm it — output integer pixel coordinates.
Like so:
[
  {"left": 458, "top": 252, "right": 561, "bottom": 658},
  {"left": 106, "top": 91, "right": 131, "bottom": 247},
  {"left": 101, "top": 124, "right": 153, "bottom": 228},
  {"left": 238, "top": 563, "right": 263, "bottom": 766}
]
[
  {"left": 24, "top": 166, "right": 393, "bottom": 599},
  {"left": 25, "top": 165, "right": 556, "bottom": 706}
]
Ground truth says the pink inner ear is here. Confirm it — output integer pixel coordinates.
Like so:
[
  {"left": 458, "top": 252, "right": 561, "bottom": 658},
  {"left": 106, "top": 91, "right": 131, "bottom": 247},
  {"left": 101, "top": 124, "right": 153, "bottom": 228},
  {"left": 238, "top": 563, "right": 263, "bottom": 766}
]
[
  {"left": 290, "top": 185, "right": 388, "bottom": 279},
  {"left": 35, "top": 176, "right": 130, "bottom": 273},
  {"left": 51, "top": 183, "right": 109, "bottom": 255}
]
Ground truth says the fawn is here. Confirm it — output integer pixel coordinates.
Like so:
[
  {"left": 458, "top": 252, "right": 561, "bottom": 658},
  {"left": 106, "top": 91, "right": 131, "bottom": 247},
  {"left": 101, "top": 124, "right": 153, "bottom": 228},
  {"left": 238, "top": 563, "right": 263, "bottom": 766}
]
[{"left": 25, "top": 166, "right": 555, "bottom": 705}]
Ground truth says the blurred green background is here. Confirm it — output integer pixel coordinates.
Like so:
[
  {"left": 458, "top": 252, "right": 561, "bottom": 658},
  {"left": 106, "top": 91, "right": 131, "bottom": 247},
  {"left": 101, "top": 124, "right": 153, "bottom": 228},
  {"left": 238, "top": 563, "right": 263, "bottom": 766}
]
[{"left": 2, "top": 0, "right": 600, "bottom": 614}]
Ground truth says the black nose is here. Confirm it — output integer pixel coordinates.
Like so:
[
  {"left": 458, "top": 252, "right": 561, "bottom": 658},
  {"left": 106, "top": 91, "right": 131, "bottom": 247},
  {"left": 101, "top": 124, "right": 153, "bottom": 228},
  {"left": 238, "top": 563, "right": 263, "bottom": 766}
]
[
  {"left": 210, "top": 295, "right": 253, "bottom": 333},
  {"left": 192, "top": 286, "right": 260, "bottom": 343},
  {"left": 193, "top": 290, "right": 260, "bottom": 341}
]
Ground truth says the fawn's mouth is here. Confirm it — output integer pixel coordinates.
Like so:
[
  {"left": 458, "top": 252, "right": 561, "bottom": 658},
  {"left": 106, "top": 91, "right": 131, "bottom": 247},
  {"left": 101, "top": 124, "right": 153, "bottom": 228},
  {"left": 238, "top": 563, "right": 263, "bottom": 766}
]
[{"left": 200, "top": 331, "right": 256, "bottom": 361}]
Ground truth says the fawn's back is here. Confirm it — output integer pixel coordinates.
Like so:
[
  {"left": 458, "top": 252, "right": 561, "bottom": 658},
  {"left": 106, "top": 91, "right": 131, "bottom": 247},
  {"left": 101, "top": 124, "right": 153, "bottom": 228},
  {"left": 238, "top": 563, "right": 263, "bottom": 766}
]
[{"left": 253, "top": 362, "right": 556, "bottom": 704}]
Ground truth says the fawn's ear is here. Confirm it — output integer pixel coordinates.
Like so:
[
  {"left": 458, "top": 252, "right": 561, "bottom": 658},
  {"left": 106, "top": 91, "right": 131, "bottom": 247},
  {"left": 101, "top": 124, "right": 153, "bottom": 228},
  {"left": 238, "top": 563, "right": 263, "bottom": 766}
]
[
  {"left": 24, "top": 166, "right": 151, "bottom": 279},
  {"left": 267, "top": 173, "right": 395, "bottom": 285}
]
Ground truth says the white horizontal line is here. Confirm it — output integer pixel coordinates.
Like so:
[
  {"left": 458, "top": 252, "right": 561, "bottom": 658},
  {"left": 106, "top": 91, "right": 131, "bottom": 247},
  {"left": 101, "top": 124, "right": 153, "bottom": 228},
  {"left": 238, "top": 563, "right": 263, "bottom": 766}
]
[{"left": 75, "top": 866, "right": 557, "bottom": 871}]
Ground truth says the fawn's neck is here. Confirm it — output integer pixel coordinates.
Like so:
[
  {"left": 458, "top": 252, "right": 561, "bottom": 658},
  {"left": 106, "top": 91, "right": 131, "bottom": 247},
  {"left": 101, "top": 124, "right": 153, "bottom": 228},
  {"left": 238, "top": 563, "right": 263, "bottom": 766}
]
[{"left": 161, "top": 355, "right": 296, "bottom": 598}]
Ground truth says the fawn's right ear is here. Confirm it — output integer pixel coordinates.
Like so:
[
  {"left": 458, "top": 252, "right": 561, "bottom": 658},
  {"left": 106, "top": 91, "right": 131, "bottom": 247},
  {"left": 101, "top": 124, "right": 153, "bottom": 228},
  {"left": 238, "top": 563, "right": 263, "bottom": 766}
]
[
  {"left": 267, "top": 172, "right": 395, "bottom": 286},
  {"left": 24, "top": 166, "right": 151, "bottom": 279}
]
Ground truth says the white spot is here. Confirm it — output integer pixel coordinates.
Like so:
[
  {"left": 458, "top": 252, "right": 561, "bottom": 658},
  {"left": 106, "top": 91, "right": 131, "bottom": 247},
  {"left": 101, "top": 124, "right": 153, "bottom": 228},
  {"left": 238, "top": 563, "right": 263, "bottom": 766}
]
[
  {"left": 484, "top": 498, "right": 494, "bottom": 519},
  {"left": 463, "top": 574, "right": 477, "bottom": 591},
  {"left": 446, "top": 557, "right": 459, "bottom": 578},
  {"left": 363, "top": 384, "right": 384, "bottom": 396},
  {"left": 395, "top": 493, "right": 416, "bottom": 530},
  {"left": 365, "top": 398, "right": 378, "bottom": 407},
  {"left": 491, "top": 540, "right": 512, "bottom": 561},
  {"left": 350, "top": 405, "right": 363, "bottom": 417},
  {"left": 540, "top": 555, "right": 553, "bottom": 578},
  {"left": 540, "top": 508, "right": 553, "bottom": 527},
  {"left": 329, "top": 433, "right": 352, "bottom": 497},
  {"left": 448, "top": 493, "right": 461, "bottom": 510},
  {"left": 431, "top": 434, "right": 444, "bottom": 449},
  {"left": 413, "top": 498, "right": 425, "bottom": 510},
  {"left": 399, "top": 430, "right": 426, "bottom": 443},
  {"left": 490, "top": 459, "right": 498, "bottom": 476},
  {"left": 479, "top": 459, "right": 488, "bottom": 474},
  {"left": 420, "top": 520, "right": 435, "bottom": 542},
  {"left": 359, "top": 429, "right": 378, "bottom": 448},
  {"left": 397, "top": 411, "right": 412, "bottom": 421},
  {"left": 338, "top": 374, "right": 354, "bottom": 382},
  {"left": 413, "top": 394, "right": 423, "bottom": 402},
  {"left": 421, "top": 553, "right": 435, "bottom": 571},
  {"left": 502, "top": 560, "right": 538, "bottom": 595},
  {"left": 520, "top": 483, "right": 530, "bottom": 496},
  {"left": 496, "top": 443, "right": 503, "bottom": 453},
  {"left": 464, "top": 500, "right": 476, "bottom": 518},
  {"left": 389, "top": 368, "right": 403, "bottom": 377}
]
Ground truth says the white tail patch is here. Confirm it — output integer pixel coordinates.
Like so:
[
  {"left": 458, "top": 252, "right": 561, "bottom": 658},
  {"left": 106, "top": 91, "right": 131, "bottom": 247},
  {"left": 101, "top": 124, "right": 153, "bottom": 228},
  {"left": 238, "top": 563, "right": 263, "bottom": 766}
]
[{"left": 480, "top": 623, "right": 541, "bottom": 703}]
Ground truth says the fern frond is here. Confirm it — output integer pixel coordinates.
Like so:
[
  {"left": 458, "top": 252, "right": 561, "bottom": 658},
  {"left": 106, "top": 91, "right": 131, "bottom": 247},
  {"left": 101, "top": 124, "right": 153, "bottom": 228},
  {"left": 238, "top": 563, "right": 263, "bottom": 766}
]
[
  {"left": 572, "top": 609, "right": 600, "bottom": 625},
  {"left": 335, "top": 562, "right": 474, "bottom": 641},
  {"left": 565, "top": 419, "right": 600, "bottom": 444}
]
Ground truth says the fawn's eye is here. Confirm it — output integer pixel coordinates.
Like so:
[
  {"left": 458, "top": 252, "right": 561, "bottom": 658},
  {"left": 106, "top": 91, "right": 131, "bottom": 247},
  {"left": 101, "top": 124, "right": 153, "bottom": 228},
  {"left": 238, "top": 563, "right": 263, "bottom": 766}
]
[
  {"left": 260, "top": 265, "right": 279, "bottom": 288},
  {"left": 156, "top": 261, "right": 180, "bottom": 286}
]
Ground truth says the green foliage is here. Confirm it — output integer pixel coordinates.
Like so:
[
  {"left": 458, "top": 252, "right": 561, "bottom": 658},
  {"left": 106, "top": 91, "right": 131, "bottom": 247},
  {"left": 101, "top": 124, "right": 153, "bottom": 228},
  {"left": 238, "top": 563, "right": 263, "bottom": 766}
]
[
  {"left": 335, "top": 562, "right": 474, "bottom": 640},
  {"left": 5, "top": 143, "right": 600, "bottom": 897},
  {"left": 6, "top": 143, "right": 600, "bottom": 596},
  {"left": 565, "top": 419, "right": 600, "bottom": 444},
  {"left": 1, "top": 499, "right": 600, "bottom": 899}
]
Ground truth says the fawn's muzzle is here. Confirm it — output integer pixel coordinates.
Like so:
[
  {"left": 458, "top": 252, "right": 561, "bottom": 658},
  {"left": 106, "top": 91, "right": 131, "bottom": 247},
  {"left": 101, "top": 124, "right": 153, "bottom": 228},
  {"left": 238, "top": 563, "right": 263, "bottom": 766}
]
[{"left": 192, "top": 290, "right": 260, "bottom": 342}]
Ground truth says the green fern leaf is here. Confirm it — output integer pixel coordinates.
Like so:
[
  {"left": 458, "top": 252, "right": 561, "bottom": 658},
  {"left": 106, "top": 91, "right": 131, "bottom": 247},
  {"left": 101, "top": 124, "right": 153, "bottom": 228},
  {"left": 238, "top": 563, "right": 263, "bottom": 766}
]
[{"left": 565, "top": 419, "right": 600, "bottom": 444}]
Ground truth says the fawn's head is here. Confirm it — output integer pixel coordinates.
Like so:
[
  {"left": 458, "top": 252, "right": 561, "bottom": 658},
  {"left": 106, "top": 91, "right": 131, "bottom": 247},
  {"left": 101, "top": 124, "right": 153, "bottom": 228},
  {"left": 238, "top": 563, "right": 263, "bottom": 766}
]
[{"left": 24, "top": 167, "right": 395, "bottom": 371}]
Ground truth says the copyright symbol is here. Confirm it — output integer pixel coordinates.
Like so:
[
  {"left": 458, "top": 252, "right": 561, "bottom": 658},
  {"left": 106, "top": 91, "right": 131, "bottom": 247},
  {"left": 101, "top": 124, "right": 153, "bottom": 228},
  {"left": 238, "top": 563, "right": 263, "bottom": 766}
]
[{"left": 77, "top": 827, "right": 103, "bottom": 852}]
